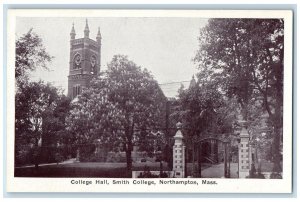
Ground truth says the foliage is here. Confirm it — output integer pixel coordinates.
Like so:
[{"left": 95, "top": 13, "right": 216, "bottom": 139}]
[
  {"left": 15, "top": 81, "right": 70, "bottom": 166},
  {"left": 15, "top": 29, "right": 52, "bottom": 88},
  {"left": 15, "top": 29, "right": 63, "bottom": 165},
  {"left": 138, "top": 131, "right": 165, "bottom": 157},
  {"left": 41, "top": 95, "right": 72, "bottom": 161},
  {"left": 173, "top": 76, "right": 236, "bottom": 139},
  {"left": 194, "top": 18, "right": 283, "bottom": 172},
  {"left": 67, "top": 55, "right": 166, "bottom": 174},
  {"left": 270, "top": 172, "right": 282, "bottom": 179},
  {"left": 15, "top": 81, "right": 58, "bottom": 142}
]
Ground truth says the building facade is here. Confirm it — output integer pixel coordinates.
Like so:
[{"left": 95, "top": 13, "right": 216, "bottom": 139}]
[{"left": 68, "top": 20, "right": 101, "bottom": 99}]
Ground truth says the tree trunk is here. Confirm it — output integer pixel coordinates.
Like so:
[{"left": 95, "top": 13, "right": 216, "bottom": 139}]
[
  {"left": 34, "top": 137, "right": 39, "bottom": 170},
  {"left": 272, "top": 62, "right": 283, "bottom": 174},
  {"left": 198, "top": 144, "right": 202, "bottom": 178},
  {"left": 125, "top": 127, "right": 133, "bottom": 177},
  {"left": 125, "top": 143, "right": 132, "bottom": 177},
  {"left": 272, "top": 119, "right": 282, "bottom": 173}
]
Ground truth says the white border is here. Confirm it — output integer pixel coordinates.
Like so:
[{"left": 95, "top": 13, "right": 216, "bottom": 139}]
[{"left": 6, "top": 9, "right": 293, "bottom": 193}]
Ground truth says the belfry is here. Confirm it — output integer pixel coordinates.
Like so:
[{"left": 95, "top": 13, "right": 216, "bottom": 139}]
[{"left": 68, "top": 19, "right": 102, "bottom": 99}]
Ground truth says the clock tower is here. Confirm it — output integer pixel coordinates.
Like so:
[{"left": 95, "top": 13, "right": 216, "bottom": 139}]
[{"left": 68, "top": 19, "right": 101, "bottom": 99}]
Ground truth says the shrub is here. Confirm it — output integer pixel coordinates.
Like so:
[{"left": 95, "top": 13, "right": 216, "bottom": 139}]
[{"left": 270, "top": 172, "right": 282, "bottom": 179}]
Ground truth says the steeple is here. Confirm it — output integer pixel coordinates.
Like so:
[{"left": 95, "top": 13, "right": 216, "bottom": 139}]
[
  {"left": 70, "top": 23, "right": 76, "bottom": 40},
  {"left": 96, "top": 27, "right": 102, "bottom": 44},
  {"left": 84, "top": 19, "right": 90, "bottom": 38}
]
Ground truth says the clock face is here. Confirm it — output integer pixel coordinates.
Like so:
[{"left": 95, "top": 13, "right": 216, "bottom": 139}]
[
  {"left": 74, "top": 54, "right": 81, "bottom": 68},
  {"left": 91, "top": 55, "right": 96, "bottom": 67}
]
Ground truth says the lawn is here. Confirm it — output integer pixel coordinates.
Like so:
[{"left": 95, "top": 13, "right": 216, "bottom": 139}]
[
  {"left": 14, "top": 162, "right": 211, "bottom": 177},
  {"left": 15, "top": 162, "right": 169, "bottom": 178}
]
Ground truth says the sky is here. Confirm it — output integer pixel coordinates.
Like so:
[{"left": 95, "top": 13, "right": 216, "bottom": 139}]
[{"left": 16, "top": 17, "right": 208, "bottom": 97}]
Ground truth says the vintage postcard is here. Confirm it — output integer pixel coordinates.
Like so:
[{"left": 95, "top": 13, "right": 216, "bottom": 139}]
[{"left": 5, "top": 9, "right": 293, "bottom": 193}]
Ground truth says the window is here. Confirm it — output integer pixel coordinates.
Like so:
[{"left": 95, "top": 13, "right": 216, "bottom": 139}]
[
  {"left": 73, "top": 85, "right": 81, "bottom": 98},
  {"left": 73, "top": 86, "right": 76, "bottom": 98}
]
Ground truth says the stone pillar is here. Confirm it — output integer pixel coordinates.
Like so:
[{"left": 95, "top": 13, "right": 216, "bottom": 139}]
[
  {"left": 173, "top": 122, "right": 185, "bottom": 178},
  {"left": 239, "top": 126, "right": 250, "bottom": 178}
]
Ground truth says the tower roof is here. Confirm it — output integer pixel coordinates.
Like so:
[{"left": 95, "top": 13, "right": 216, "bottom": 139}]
[
  {"left": 97, "top": 27, "right": 101, "bottom": 38},
  {"left": 84, "top": 19, "right": 90, "bottom": 38},
  {"left": 71, "top": 23, "right": 76, "bottom": 33},
  {"left": 84, "top": 19, "right": 89, "bottom": 31},
  {"left": 70, "top": 23, "right": 76, "bottom": 39},
  {"left": 96, "top": 27, "right": 102, "bottom": 43}
]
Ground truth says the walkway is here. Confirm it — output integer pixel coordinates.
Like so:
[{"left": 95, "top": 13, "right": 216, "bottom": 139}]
[
  {"left": 15, "top": 158, "right": 77, "bottom": 168},
  {"left": 201, "top": 163, "right": 238, "bottom": 178}
]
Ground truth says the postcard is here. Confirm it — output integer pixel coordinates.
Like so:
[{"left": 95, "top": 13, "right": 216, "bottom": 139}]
[{"left": 6, "top": 9, "right": 293, "bottom": 193}]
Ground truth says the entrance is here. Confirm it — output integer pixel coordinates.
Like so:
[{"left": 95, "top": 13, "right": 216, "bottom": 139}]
[{"left": 187, "top": 136, "right": 231, "bottom": 178}]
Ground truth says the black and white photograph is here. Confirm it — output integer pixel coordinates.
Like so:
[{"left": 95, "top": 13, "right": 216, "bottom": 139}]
[{"left": 6, "top": 9, "right": 293, "bottom": 193}]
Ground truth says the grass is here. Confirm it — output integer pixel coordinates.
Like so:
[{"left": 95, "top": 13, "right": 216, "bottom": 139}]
[
  {"left": 15, "top": 162, "right": 170, "bottom": 178},
  {"left": 14, "top": 162, "right": 212, "bottom": 178}
]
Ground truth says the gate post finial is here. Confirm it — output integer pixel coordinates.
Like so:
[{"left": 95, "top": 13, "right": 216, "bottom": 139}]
[{"left": 176, "top": 121, "right": 182, "bottom": 129}]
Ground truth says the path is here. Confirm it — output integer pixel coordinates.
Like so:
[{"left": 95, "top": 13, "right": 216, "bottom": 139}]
[
  {"left": 15, "top": 158, "right": 77, "bottom": 168},
  {"left": 201, "top": 163, "right": 238, "bottom": 178}
]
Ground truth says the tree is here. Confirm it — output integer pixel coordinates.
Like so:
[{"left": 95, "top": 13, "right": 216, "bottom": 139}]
[
  {"left": 41, "top": 95, "right": 72, "bottom": 162},
  {"left": 194, "top": 19, "right": 283, "bottom": 174},
  {"left": 67, "top": 55, "right": 166, "bottom": 175},
  {"left": 15, "top": 29, "right": 52, "bottom": 88},
  {"left": 15, "top": 30, "right": 73, "bottom": 168},
  {"left": 174, "top": 75, "right": 236, "bottom": 138},
  {"left": 15, "top": 81, "right": 64, "bottom": 167}
]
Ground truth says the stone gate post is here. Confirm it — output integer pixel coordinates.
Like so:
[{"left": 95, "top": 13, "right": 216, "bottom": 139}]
[
  {"left": 173, "top": 122, "right": 185, "bottom": 178},
  {"left": 239, "top": 126, "right": 251, "bottom": 178}
]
